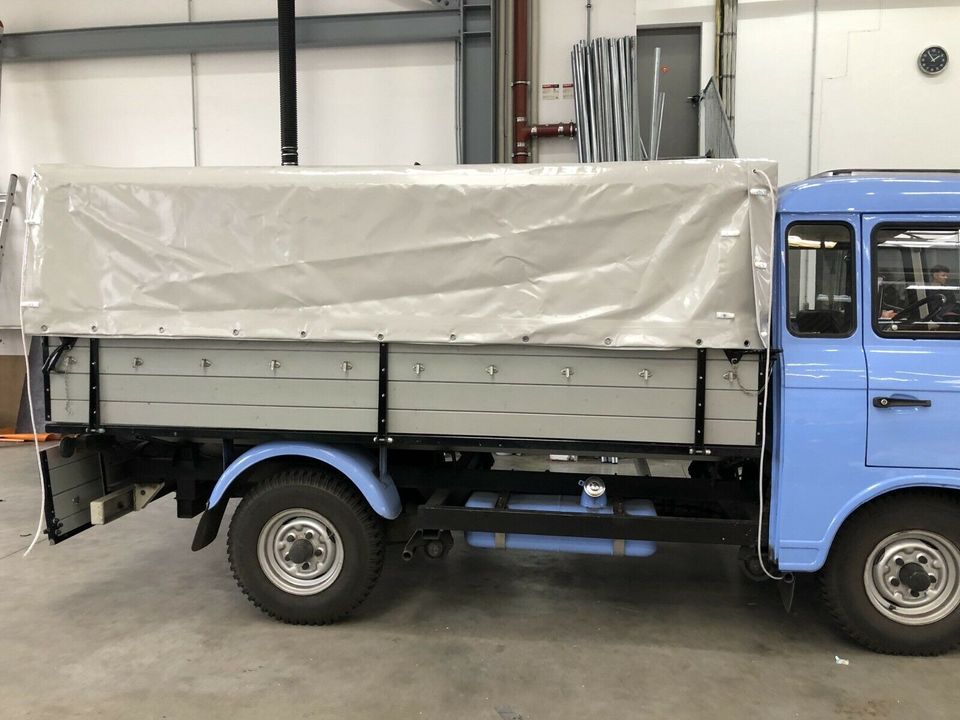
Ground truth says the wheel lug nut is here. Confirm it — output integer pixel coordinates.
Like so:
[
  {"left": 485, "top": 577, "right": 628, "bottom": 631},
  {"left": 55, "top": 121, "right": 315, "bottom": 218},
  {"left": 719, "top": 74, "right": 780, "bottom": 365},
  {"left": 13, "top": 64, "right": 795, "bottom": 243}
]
[
  {"left": 301, "top": 563, "right": 310, "bottom": 570},
  {"left": 891, "top": 578, "right": 901, "bottom": 587},
  {"left": 895, "top": 558, "right": 904, "bottom": 566},
  {"left": 919, "top": 556, "right": 928, "bottom": 564},
  {"left": 286, "top": 534, "right": 295, "bottom": 543},
  {"left": 930, "top": 575, "right": 937, "bottom": 584},
  {"left": 911, "top": 590, "right": 920, "bottom": 598},
  {"left": 315, "top": 548, "right": 323, "bottom": 556},
  {"left": 284, "top": 554, "right": 291, "bottom": 561},
  {"left": 305, "top": 531, "right": 313, "bottom": 540}
]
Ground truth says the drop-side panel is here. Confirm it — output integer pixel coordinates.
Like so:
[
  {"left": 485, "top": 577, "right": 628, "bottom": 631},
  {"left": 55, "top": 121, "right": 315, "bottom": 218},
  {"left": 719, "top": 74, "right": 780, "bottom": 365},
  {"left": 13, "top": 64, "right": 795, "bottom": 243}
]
[
  {"left": 388, "top": 345, "right": 760, "bottom": 446},
  {"left": 47, "top": 339, "right": 761, "bottom": 448},
  {"left": 48, "top": 339, "right": 379, "bottom": 432},
  {"left": 41, "top": 446, "right": 104, "bottom": 543}
]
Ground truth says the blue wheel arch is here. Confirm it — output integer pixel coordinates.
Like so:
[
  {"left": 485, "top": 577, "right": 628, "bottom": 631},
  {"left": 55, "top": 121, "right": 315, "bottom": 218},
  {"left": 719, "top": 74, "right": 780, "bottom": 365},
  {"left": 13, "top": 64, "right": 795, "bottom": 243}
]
[{"left": 207, "top": 441, "right": 402, "bottom": 519}]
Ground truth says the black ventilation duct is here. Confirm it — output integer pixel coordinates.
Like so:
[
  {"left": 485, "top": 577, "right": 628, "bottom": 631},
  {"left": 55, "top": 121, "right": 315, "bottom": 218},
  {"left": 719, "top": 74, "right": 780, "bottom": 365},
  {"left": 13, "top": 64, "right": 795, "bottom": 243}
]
[{"left": 278, "top": 0, "right": 298, "bottom": 166}]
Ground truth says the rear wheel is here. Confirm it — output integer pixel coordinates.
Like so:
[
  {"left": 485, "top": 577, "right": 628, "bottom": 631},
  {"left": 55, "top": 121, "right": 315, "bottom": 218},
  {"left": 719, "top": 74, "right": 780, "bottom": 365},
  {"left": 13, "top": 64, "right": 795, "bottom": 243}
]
[
  {"left": 821, "top": 493, "right": 960, "bottom": 655},
  {"left": 227, "top": 467, "right": 385, "bottom": 624}
]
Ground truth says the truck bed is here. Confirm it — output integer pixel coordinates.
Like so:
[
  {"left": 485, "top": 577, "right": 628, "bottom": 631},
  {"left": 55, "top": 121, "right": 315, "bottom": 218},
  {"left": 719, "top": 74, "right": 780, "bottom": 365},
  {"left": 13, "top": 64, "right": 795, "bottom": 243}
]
[{"left": 45, "top": 338, "right": 763, "bottom": 453}]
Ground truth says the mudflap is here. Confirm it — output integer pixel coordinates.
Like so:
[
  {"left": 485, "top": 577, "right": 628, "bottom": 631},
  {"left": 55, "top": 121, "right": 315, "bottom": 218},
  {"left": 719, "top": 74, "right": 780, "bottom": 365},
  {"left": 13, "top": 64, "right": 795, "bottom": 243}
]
[{"left": 779, "top": 573, "right": 797, "bottom": 613}]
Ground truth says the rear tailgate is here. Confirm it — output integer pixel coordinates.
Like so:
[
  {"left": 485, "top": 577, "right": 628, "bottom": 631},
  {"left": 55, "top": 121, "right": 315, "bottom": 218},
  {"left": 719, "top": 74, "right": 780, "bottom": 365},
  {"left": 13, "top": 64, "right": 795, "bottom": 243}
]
[{"left": 41, "top": 445, "right": 104, "bottom": 543}]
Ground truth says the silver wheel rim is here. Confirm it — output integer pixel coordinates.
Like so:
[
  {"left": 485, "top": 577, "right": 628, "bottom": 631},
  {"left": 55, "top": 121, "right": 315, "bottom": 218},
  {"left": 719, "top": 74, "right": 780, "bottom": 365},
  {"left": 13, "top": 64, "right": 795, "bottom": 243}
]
[
  {"left": 257, "top": 508, "right": 344, "bottom": 596},
  {"left": 863, "top": 530, "right": 960, "bottom": 626}
]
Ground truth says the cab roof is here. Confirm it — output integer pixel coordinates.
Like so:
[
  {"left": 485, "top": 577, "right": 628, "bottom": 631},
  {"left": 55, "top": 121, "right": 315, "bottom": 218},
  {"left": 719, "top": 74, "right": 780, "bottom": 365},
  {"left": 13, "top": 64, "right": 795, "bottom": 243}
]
[{"left": 778, "top": 170, "right": 960, "bottom": 215}]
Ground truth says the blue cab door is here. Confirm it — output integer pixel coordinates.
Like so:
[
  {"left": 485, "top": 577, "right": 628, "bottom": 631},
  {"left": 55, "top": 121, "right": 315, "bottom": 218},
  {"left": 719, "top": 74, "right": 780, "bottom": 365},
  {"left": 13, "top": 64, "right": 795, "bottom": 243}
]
[{"left": 863, "top": 214, "right": 960, "bottom": 471}]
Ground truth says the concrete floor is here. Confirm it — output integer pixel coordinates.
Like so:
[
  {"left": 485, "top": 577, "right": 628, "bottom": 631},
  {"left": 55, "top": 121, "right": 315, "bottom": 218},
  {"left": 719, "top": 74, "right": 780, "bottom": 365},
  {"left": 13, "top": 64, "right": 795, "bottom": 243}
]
[{"left": 1, "top": 444, "right": 958, "bottom": 719}]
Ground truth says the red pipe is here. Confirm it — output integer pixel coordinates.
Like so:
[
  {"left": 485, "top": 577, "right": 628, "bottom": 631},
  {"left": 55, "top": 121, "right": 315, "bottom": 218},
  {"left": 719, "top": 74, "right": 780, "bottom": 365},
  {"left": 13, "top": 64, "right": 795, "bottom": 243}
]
[{"left": 512, "top": 0, "right": 576, "bottom": 163}]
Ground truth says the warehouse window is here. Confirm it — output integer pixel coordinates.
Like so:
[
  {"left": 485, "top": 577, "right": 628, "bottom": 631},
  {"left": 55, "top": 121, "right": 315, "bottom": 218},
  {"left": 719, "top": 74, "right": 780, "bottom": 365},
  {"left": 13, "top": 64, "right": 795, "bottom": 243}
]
[
  {"left": 786, "top": 223, "right": 856, "bottom": 337},
  {"left": 874, "top": 226, "right": 960, "bottom": 337}
]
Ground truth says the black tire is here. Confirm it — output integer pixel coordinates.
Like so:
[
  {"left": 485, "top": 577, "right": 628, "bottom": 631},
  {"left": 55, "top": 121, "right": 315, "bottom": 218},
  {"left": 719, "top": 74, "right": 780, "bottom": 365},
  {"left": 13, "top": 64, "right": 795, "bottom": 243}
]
[
  {"left": 227, "top": 467, "right": 385, "bottom": 624},
  {"left": 820, "top": 493, "right": 960, "bottom": 655}
]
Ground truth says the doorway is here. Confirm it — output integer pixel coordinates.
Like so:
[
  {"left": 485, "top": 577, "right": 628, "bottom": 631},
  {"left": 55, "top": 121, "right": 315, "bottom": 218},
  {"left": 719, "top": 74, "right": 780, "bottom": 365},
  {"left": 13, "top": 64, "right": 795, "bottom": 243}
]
[{"left": 636, "top": 25, "right": 702, "bottom": 159}]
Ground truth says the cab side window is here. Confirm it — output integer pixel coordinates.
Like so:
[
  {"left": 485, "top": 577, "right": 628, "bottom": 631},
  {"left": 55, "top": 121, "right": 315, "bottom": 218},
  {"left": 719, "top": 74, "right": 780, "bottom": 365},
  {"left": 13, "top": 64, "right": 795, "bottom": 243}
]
[
  {"left": 874, "top": 227, "right": 960, "bottom": 337},
  {"left": 786, "top": 223, "right": 856, "bottom": 337}
]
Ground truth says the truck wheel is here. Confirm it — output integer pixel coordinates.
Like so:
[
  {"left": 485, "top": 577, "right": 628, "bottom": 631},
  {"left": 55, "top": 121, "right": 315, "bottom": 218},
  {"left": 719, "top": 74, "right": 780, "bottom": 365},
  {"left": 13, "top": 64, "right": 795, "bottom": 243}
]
[
  {"left": 227, "top": 467, "right": 385, "bottom": 624},
  {"left": 820, "top": 494, "right": 960, "bottom": 655}
]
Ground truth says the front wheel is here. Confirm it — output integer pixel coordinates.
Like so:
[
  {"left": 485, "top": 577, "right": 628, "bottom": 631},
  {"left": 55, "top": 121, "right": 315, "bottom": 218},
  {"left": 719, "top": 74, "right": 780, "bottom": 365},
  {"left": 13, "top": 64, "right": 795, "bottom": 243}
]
[
  {"left": 821, "top": 493, "right": 960, "bottom": 655},
  {"left": 227, "top": 467, "right": 385, "bottom": 624}
]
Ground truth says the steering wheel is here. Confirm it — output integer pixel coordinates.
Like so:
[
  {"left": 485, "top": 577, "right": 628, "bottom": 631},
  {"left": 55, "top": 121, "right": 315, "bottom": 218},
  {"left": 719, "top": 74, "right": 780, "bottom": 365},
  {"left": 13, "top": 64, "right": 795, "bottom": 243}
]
[{"left": 890, "top": 293, "right": 951, "bottom": 323}]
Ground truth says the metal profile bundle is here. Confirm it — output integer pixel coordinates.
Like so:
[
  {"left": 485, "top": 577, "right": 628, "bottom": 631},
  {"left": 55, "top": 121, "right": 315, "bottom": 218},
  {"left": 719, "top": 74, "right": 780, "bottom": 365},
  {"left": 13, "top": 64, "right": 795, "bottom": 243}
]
[{"left": 570, "top": 36, "right": 645, "bottom": 163}]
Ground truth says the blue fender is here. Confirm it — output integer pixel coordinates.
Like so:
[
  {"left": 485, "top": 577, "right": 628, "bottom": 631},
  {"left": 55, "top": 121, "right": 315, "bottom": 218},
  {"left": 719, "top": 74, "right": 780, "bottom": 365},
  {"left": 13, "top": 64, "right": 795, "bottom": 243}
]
[
  {"left": 777, "top": 471, "right": 960, "bottom": 572},
  {"left": 207, "top": 441, "right": 401, "bottom": 520}
]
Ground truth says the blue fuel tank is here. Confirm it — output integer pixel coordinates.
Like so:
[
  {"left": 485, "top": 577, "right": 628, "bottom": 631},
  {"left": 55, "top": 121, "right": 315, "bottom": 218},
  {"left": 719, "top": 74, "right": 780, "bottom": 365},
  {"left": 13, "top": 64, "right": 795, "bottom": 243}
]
[{"left": 463, "top": 491, "right": 657, "bottom": 557}]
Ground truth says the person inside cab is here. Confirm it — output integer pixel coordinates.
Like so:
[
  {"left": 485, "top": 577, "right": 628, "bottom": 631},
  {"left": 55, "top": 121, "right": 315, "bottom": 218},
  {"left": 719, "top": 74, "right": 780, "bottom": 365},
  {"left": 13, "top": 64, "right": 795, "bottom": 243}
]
[{"left": 927, "top": 264, "right": 959, "bottom": 324}]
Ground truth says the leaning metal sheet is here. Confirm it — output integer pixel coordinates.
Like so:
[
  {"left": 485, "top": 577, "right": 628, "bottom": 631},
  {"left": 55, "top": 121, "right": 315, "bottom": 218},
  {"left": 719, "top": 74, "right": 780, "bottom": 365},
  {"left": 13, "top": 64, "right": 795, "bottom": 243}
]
[{"left": 21, "top": 161, "right": 776, "bottom": 349}]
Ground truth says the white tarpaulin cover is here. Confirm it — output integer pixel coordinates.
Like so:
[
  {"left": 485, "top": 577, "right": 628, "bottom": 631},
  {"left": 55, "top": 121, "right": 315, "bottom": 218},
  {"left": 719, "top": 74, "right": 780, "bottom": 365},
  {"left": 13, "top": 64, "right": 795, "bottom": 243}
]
[{"left": 21, "top": 161, "right": 776, "bottom": 349}]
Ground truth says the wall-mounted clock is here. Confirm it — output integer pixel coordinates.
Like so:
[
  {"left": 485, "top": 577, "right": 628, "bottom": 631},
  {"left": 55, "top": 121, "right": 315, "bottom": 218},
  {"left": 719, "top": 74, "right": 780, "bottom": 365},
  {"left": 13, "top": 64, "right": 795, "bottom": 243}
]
[{"left": 918, "top": 46, "right": 948, "bottom": 75}]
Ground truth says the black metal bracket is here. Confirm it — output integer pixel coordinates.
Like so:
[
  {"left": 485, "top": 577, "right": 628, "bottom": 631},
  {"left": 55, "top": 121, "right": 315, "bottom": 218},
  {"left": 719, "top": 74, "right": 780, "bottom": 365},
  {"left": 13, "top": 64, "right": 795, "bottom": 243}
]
[
  {"left": 694, "top": 348, "right": 707, "bottom": 449},
  {"left": 88, "top": 338, "right": 100, "bottom": 431},
  {"left": 42, "top": 336, "right": 51, "bottom": 422},
  {"left": 42, "top": 336, "right": 79, "bottom": 423},
  {"left": 44, "top": 421, "right": 764, "bottom": 458},
  {"left": 40, "top": 336, "right": 76, "bottom": 375},
  {"left": 415, "top": 490, "right": 758, "bottom": 546},
  {"left": 756, "top": 350, "right": 768, "bottom": 445},
  {"left": 390, "top": 466, "right": 756, "bottom": 508},
  {"left": 39, "top": 449, "right": 60, "bottom": 540},
  {"left": 375, "top": 342, "right": 390, "bottom": 478}
]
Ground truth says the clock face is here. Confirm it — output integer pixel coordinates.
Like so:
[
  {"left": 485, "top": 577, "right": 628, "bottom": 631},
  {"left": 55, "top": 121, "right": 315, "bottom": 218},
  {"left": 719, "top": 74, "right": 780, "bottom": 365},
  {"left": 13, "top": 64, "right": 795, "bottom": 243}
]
[{"left": 919, "top": 46, "right": 949, "bottom": 75}]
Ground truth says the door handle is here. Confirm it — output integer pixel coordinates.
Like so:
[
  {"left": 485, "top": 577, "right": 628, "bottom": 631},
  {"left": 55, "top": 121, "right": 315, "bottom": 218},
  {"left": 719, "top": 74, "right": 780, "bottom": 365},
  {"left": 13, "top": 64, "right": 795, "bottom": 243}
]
[{"left": 873, "top": 396, "right": 932, "bottom": 408}]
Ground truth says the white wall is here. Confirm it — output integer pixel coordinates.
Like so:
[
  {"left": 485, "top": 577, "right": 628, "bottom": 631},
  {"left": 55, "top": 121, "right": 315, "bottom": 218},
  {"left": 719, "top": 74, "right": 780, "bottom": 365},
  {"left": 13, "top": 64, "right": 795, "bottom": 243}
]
[
  {"left": 0, "top": 1, "right": 456, "bottom": 332},
  {"left": 637, "top": 0, "right": 960, "bottom": 184},
  {"left": 534, "top": 0, "right": 637, "bottom": 163},
  {"left": 812, "top": 1, "right": 960, "bottom": 174}
]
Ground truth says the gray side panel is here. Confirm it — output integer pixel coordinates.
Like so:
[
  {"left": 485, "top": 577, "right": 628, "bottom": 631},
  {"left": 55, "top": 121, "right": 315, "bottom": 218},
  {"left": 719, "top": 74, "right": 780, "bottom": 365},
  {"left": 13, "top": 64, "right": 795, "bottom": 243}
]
[
  {"left": 49, "top": 400, "right": 87, "bottom": 425},
  {"left": 48, "top": 339, "right": 378, "bottom": 432},
  {"left": 388, "top": 344, "right": 759, "bottom": 443},
  {"left": 390, "top": 345, "right": 759, "bottom": 391},
  {"left": 389, "top": 409, "right": 694, "bottom": 443},
  {"left": 96, "top": 376, "right": 378, "bottom": 409},
  {"left": 50, "top": 401, "right": 377, "bottom": 433},
  {"left": 42, "top": 447, "right": 104, "bottom": 540},
  {"left": 47, "top": 452, "right": 101, "bottom": 494},
  {"left": 99, "top": 340, "right": 378, "bottom": 380},
  {"left": 391, "top": 411, "right": 757, "bottom": 445},
  {"left": 704, "top": 420, "right": 758, "bottom": 446},
  {"left": 54, "top": 478, "right": 104, "bottom": 536},
  {"left": 390, "top": 382, "right": 757, "bottom": 420}
]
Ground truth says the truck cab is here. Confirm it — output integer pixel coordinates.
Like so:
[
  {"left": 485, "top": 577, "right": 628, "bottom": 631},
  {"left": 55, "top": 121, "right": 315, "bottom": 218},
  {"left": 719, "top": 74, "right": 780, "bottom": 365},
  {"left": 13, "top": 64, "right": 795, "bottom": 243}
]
[{"left": 771, "top": 170, "right": 960, "bottom": 653}]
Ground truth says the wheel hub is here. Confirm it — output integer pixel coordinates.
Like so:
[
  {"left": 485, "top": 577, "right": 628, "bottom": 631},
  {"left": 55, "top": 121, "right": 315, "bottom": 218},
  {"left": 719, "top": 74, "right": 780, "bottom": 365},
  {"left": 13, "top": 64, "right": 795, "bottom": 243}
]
[
  {"left": 863, "top": 530, "right": 960, "bottom": 626},
  {"left": 900, "top": 562, "right": 933, "bottom": 593},
  {"left": 256, "top": 509, "right": 344, "bottom": 596},
  {"left": 287, "top": 538, "right": 315, "bottom": 565}
]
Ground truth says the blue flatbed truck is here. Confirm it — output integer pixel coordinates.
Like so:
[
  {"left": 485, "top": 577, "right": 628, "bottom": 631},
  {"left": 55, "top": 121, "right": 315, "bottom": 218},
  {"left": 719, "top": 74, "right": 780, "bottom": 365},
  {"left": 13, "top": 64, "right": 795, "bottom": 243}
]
[{"left": 35, "top": 168, "right": 960, "bottom": 655}]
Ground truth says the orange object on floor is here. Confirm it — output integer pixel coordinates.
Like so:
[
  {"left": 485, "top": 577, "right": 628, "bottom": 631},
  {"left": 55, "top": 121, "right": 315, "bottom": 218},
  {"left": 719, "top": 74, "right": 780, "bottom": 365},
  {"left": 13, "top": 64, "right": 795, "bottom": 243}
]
[{"left": 0, "top": 433, "right": 60, "bottom": 443}]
